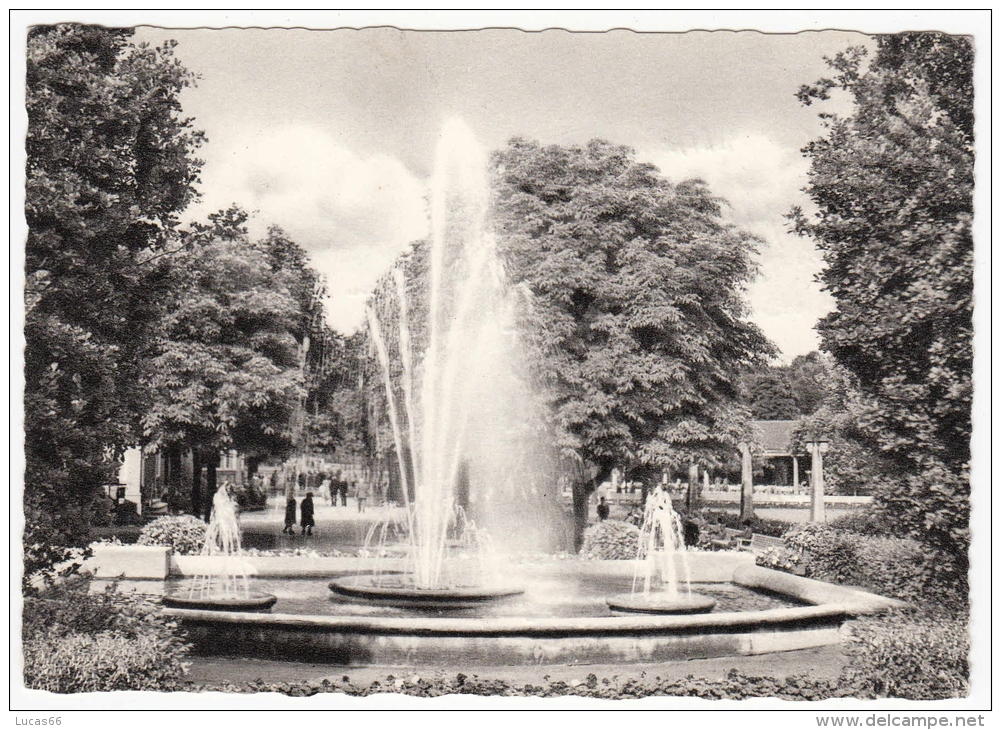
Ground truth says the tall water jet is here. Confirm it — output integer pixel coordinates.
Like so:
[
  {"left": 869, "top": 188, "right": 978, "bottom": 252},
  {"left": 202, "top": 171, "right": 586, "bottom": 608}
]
[
  {"left": 163, "top": 484, "right": 277, "bottom": 611},
  {"left": 332, "top": 118, "right": 561, "bottom": 605},
  {"left": 606, "top": 486, "right": 716, "bottom": 614}
]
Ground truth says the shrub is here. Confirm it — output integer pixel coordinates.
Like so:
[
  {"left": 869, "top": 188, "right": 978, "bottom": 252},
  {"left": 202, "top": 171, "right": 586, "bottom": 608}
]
[
  {"left": 756, "top": 546, "right": 806, "bottom": 574},
  {"left": 693, "top": 516, "right": 730, "bottom": 551},
  {"left": 22, "top": 542, "right": 90, "bottom": 596},
  {"left": 826, "top": 508, "right": 893, "bottom": 536},
  {"left": 137, "top": 514, "right": 206, "bottom": 555},
  {"left": 22, "top": 578, "right": 191, "bottom": 693},
  {"left": 782, "top": 523, "right": 930, "bottom": 604},
  {"left": 581, "top": 520, "right": 640, "bottom": 560},
  {"left": 23, "top": 630, "right": 189, "bottom": 693},
  {"left": 872, "top": 465, "right": 970, "bottom": 597},
  {"left": 232, "top": 481, "right": 268, "bottom": 511},
  {"left": 841, "top": 610, "right": 969, "bottom": 700}
]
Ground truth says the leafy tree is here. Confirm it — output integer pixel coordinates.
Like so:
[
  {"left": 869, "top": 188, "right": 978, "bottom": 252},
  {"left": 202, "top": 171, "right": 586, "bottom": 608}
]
[
  {"left": 23, "top": 24, "right": 202, "bottom": 577},
  {"left": 492, "top": 139, "right": 774, "bottom": 543},
  {"left": 792, "top": 33, "right": 973, "bottom": 589},
  {"left": 743, "top": 370, "right": 799, "bottom": 420},
  {"left": 790, "top": 361, "right": 891, "bottom": 496},
  {"left": 302, "top": 330, "right": 369, "bottom": 460},
  {"left": 256, "top": 225, "right": 373, "bottom": 469},
  {"left": 140, "top": 208, "right": 305, "bottom": 517},
  {"left": 741, "top": 352, "right": 828, "bottom": 421},
  {"left": 785, "top": 352, "right": 829, "bottom": 416}
]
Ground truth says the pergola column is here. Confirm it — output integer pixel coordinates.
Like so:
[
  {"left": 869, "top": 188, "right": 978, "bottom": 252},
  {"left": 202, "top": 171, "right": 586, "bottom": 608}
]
[
  {"left": 738, "top": 442, "right": 754, "bottom": 522},
  {"left": 808, "top": 440, "right": 830, "bottom": 522},
  {"left": 686, "top": 462, "right": 700, "bottom": 511},
  {"left": 792, "top": 455, "right": 799, "bottom": 489}
]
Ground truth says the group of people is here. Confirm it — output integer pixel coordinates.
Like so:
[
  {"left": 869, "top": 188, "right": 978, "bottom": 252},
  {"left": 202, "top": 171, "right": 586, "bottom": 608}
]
[
  {"left": 283, "top": 492, "right": 315, "bottom": 536},
  {"left": 317, "top": 472, "right": 353, "bottom": 507},
  {"left": 279, "top": 470, "right": 375, "bottom": 535}
]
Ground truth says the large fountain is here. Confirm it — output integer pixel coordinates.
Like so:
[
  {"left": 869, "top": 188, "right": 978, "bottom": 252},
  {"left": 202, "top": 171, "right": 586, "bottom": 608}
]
[{"left": 329, "top": 118, "right": 551, "bottom": 607}]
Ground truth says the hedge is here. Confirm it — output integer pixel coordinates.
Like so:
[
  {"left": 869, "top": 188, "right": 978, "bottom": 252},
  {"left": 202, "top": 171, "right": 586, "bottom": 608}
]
[
  {"left": 581, "top": 520, "right": 640, "bottom": 560},
  {"left": 137, "top": 514, "right": 207, "bottom": 555},
  {"left": 781, "top": 523, "right": 932, "bottom": 605}
]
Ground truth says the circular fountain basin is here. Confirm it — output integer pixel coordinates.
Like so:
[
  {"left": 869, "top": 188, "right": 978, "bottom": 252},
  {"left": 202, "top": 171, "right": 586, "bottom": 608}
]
[
  {"left": 162, "top": 556, "right": 908, "bottom": 666},
  {"left": 161, "top": 591, "right": 278, "bottom": 612},
  {"left": 329, "top": 576, "right": 524, "bottom": 609},
  {"left": 606, "top": 592, "right": 717, "bottom": 615}
]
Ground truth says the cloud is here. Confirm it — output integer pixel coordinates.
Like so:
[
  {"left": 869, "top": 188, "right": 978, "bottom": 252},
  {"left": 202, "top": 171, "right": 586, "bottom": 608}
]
[
  {"left": 188, "top": 124, "right": 430, "bottom": 334},
  {"left": 648, "top": 135, "right": 833, "bottom": 361}
]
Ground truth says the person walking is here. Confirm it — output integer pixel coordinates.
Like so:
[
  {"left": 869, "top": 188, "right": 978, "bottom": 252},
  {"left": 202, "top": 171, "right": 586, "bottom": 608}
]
[
  {"left": 356, "top": 480, "right": 369, "bottom": 513},
  {"left": 331, "top": 471, "right": 343, "bottom": 507},
  {"left": 319, "top": 475, "right": 332, "bottom": 506},
  {"left": 300, "top": 492, "right": 315, "bottom": 537},
  {"left": 597, "top": 496, "right": 610, "bottom": 521},
  {"left": 283, "top": 496, "right": 297, "bottom": 535},
  {"left": 340, "top": 478, "right": 349, "bottom": 507}
]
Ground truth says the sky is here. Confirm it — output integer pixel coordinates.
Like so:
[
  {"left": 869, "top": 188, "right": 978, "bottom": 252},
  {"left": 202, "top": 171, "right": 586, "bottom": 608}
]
[{"left": 124, "top": 24, "right": 876, "bottom": 361}]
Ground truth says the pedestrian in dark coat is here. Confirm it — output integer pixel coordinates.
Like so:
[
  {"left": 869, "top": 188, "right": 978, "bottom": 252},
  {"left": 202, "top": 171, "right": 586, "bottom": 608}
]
[
  {"left": 283, "top": 497, "right": 297, "bottom": 534},
  {"left": 597, "top": 496, "right": 610, "bottom": 521},
  {"left": 300, "top": 492, "right": 315, "bottom": 536}
]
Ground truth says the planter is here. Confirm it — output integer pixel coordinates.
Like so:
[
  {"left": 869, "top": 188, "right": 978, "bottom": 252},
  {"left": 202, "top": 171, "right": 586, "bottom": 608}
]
[{"left": 86, "top": 543, "right": 171, "bottom": 579}]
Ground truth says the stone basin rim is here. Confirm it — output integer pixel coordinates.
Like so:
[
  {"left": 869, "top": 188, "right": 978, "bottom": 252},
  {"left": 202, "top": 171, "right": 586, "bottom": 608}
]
[
  {"left": 161, "top": 590, "right": 278, "bottom": 612},
  {"left": 606, "top": 591, "right": 718, "bottom": 615},
  {"left": 328, "top": 576, "right": 525, "bottom": 604},
  {"left": 162, "top": 601, "right": 879, "bottom": 637}
]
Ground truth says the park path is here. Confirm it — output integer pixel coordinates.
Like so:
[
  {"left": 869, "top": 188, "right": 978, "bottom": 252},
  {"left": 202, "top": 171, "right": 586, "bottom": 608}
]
[{"left": 236, "top": 497, "right": 406, "bottom": 551}]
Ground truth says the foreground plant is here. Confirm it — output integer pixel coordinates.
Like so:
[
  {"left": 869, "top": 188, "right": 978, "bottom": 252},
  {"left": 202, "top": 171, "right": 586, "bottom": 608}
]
[{"left": 22, "top": 577, "right": 191, "bottom": 693}]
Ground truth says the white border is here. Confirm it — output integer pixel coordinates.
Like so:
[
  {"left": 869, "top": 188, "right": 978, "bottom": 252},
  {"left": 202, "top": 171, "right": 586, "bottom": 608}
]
[{"left": 8, "top": 8, "right": 992, "bottom": 719}]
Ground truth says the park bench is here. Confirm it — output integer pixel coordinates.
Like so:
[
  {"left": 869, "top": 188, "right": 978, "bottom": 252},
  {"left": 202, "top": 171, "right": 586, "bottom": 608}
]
[{"left": 744, "top": 533, "right": 787, "bottom": 554}]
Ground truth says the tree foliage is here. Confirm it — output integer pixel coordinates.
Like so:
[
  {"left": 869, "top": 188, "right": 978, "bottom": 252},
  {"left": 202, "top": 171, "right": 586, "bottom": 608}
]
[
  {"left": 302, "top": 331, "right": 369, "bottom": 459},
  {"left": 742, "top": 351, "right": 828, "bottom": 421},
  {"left": 790, "top": 359, "right": 891, "bottom": 496},
  {"left": 23, "top": 24, "right": 203, "bottom": 563},
  {"left": 491, "top": 139, "right": 773, "bottom": 543},
  {"left": 785, "top": 352, "right": 829, "bottom": 416},
  {"left": 793, "top": 33, "right": 973, "bottom": 583},
  {"left": 140, "top": 208, "right": 305, "bottom": 492},
  {"left": 493, "top": 139, "right": 773, "bottom": 475},
  {"left": 743, "top": 370, "right": 799, "bottom": 420}
]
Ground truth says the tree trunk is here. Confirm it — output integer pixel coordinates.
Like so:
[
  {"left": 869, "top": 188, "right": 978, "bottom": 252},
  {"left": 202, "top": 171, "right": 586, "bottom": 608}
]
[
  {"left": 571, "top": 482, "right": 590, "bottom": 552},
  {"left": 164, "top": 444, "right": 184, "bottom": 512},
  {"left": 572, "top": 461, "right": 612, "bottom": 552},
  {"left": 203, "top": 451, "right": 219, "bottom": 522},
  {"left": 166, "top": 445, "right": 182, "bottom": 492},
  {"left": 190, "top": 449, "right": 202, "bottom": 519}
]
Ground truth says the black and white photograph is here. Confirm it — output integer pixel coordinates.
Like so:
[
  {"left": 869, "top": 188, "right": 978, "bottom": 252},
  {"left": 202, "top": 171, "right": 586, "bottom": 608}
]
[{"left": 11, "top": 10, "right": 989, "bottom": 717}]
